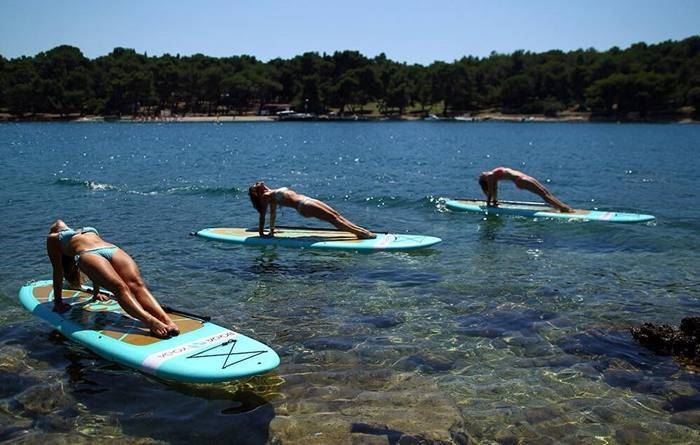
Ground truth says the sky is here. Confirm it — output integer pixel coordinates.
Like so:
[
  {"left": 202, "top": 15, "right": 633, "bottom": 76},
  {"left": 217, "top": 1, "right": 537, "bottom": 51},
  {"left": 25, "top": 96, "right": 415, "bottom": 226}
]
[{"left": 1, "top": 0, "right": 698, "bottom": 65}]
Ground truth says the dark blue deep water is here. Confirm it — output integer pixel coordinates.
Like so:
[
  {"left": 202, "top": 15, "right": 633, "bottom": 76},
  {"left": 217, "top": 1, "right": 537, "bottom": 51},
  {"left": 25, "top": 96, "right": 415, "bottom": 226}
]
[{"left": 1, "top": 121, "right": 699, "bottom": 443}]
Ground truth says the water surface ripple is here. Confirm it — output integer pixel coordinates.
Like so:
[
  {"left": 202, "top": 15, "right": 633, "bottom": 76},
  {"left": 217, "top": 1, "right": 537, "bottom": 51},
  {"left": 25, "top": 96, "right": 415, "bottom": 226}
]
[{"left": 1, "top": 122, "right": 699, "bottom": 444}]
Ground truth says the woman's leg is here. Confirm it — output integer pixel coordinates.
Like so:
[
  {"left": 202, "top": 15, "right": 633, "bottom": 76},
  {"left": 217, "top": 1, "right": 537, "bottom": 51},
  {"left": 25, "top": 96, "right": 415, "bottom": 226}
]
[
  {"left": 78, "top": 252, "right": 172, "bottom": 338},
  {"left": 516, "top": 177, "right": 572, "bottom": 212},
  {"left": 108, "top": 249, "right": 179, "bottom": 334},
  {"left": 300, "top": 199, "right": 376, "bottom": 238}
]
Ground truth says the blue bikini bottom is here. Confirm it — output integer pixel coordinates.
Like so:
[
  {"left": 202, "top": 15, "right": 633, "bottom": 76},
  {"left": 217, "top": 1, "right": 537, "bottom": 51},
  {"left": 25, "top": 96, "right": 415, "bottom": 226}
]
[{"left": 76, "top": 246, "right": 118, "bottom": 264}]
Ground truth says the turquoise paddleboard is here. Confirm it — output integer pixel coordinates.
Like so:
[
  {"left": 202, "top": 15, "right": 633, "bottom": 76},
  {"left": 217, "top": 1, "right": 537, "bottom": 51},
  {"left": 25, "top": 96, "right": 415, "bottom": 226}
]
[
  {"left": 445, "top": 199, "right": 655, "bottom": 223},
  {"left": 195, "top": 226, "right": 442, "bottom": 251},
  {"left": 19, "top": 280, "right": 280, "bottom": 383}
]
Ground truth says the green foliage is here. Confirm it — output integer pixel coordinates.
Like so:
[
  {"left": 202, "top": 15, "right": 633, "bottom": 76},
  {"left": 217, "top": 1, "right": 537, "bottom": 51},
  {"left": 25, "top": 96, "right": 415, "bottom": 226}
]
[
  {"left": 500, "top": 74, "right": 533, "bottom": 111},
  {"left": 586, "top": 72, "right": 674, "bottom": 115},
  {"left": 0, "top": 36, "right": 698, "bottom": 117}
]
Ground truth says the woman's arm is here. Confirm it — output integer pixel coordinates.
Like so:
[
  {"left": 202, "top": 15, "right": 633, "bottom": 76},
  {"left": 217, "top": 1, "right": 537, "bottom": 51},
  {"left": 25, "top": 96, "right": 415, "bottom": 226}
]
[
  {"left": 257, "top": 193, "right": 270, "bottom": 236},
  {"left": 487, "top": 175, "right": 498, "bottom": 206},
  {"left": 258, "top": 207, "right": 267, "bottom": 236},
  {"left": 269, "top": 200, "right": 277, "bottom": 235},
  {"left": 46, "top": 237, "right": 71, "bottom": 313}
]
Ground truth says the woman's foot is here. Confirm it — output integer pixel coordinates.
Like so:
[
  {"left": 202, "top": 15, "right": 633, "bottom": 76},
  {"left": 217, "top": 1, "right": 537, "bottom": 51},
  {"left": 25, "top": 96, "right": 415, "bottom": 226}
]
[
  {"left": 149, "top": 319, "right": 171, "bottom": 339},
  {"left": 357, "top": 231, "right": 377, "bottom": 239},
  {"left": 166, "top": 322, "right": 180, "bottom": 336}
]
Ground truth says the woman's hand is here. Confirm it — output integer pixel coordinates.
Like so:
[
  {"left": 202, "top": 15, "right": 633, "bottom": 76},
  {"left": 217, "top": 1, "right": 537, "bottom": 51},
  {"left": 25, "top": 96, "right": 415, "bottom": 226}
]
[
  {"left": 53, "top": 301, "right": 71, "bottom": 313},
  {"left": 92, "top": 291, "right": 111, "bottom": 302}
]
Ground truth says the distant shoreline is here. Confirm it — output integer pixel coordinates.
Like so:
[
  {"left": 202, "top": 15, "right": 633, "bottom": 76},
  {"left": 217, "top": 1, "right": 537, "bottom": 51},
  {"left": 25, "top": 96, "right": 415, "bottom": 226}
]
[{"left": 1, "top": 111, "right": 697, "bottom": 124}]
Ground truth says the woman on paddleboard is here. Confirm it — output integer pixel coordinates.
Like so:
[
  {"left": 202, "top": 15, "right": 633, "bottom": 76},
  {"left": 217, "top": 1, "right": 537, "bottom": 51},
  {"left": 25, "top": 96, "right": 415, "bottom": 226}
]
[
  {"left": 46, "top": 219, "right": 179, "bottom": 338},
  {"left": 478, "top": 167, "right": 573, "bottom": 212},
  {"left": 248, "top": 181, "right": 376, "bottom": 239}
]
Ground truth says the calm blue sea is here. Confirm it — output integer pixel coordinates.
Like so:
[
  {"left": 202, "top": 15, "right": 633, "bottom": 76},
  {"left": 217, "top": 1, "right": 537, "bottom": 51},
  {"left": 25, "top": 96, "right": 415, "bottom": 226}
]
[{"left": 1, "top": 121, "right": 699, "bottom": 443}]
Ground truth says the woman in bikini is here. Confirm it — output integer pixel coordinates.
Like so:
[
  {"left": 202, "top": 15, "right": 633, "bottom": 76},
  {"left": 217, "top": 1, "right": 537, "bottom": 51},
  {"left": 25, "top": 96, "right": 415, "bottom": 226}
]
[
  {"left": 46, "top": 219, "right": 179, "bottom": 338},
  {"left": 248, "top": 181, "right": 376, "bottom": 239},
  {"left": 478, "top": 167, "right": 573, "bottom": 212}
]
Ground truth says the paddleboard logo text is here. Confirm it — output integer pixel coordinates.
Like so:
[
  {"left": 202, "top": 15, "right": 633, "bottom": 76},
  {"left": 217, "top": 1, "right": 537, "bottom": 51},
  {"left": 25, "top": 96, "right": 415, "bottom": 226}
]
[{"left": 141, "top": 330, "right": 237, "bottom": 371}]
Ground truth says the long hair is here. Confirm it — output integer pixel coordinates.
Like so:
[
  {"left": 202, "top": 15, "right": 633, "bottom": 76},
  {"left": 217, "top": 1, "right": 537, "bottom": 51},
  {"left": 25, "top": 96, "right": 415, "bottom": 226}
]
[
  {"left": 49, "top": 219, "right": 84, "bottom": 288},
  {"left": 248, "top": 183, "right": 264, "bottom": 213},
  {"left": 61, "top": 254, "right": 83, "bottom": 288}
]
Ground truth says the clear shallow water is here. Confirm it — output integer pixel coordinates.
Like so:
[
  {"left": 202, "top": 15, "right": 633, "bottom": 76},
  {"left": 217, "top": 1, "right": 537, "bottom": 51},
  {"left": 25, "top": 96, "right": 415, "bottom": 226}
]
[{"left": 0, "top": 121, "right": 699, "bottom": 444}]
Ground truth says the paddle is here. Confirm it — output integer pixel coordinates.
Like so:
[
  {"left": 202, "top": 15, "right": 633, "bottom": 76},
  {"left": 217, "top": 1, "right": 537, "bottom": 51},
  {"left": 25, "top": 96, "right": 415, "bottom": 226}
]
[
  {"left": 275, "top": 225, "right": 392, "bottom": 234},
  {"left": 499, "top": 199, "right": 551, "bottom": 206},
  {"left": 80, "top": 285, "right": 211, "bottom": 322},
  {"left": 454, "top": 198, "right": 551, "bottom": 207},
  {"left": 192, "top": 226, "right": 391, "bottom": 235},
  {"left": 162, "top": 305, "right": 211, "bottom": 322}
]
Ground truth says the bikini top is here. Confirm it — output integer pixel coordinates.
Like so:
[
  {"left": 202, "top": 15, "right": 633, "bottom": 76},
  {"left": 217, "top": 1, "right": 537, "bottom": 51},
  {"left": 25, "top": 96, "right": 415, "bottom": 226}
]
[{"left": 57, "top": 226, "right": 99, "bottom": 246}]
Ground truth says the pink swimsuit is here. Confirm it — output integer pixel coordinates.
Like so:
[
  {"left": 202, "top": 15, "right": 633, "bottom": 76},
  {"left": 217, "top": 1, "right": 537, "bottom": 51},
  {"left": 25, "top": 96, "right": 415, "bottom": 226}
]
[
  {"left": 493, "top": 168, "right": 528, "bottom": 188},
  {"left": 492, "top": 167, "right": 506, "bottom": 178}
]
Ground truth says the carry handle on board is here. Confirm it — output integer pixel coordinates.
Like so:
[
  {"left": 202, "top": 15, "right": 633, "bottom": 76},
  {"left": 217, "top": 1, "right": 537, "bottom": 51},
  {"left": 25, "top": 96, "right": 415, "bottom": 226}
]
[{"left": 162, "top": 305, "right": 211, "bottom": 322}]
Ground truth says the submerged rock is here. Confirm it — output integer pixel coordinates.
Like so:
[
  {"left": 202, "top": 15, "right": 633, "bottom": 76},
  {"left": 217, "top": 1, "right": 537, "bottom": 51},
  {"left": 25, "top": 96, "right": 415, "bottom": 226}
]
[
  {"left": 631, "top": 317, "right": 700, "bottom": 364},
  {"left": 670, "top": 409, "right": 700, "bottom": 427}
]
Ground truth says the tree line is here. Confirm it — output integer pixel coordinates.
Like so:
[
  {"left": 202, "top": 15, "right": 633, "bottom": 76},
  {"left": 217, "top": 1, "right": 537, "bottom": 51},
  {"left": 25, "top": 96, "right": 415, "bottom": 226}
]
[{"left": 1, "top": 36, "right": 699, "bottom": 119}]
